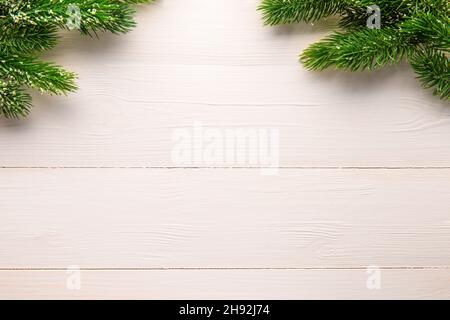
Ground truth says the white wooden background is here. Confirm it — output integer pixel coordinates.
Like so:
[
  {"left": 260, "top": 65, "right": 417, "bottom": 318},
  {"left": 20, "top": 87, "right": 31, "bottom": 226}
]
[{"left": 1, "top": 0, "right": 449, "bottom": 299}]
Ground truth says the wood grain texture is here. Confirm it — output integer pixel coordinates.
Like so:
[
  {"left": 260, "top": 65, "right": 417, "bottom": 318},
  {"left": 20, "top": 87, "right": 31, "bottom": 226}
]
[
  {"left": 1, "top": 269, "right": 448, "bottom": 300},
  {"left": 1, "top": 168, "right": 449, "bottom": 269},
  {"left": 0, "top": 0, "right": 449, "bottom": 167},
  {"left": 1, "top": 0, "right": 449, "bottom": 299}
]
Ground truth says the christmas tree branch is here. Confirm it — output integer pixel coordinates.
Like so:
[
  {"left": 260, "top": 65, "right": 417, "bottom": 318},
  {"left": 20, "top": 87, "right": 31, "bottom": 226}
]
[
  {"left": 258, "top": 0, "right": 347, "bottom": 26},
  {"left": 2, "top": 0, "right": 147, "bottom": 35},
  {"left": 0, "top": 0, "right": 153, "bottom": 118},
  {"left": 0, "top": 80, "right": 32, "bottom": 118},
  {"left": 0, "top": 54, "right": 77, "bottom": 95},
  {"left": 0, "top": 24, "right": 58, "bottom": 55},
  {"left": 401, "top": 12, "right": 450, "bottom": 52},
  {"left": 261, "top": 0, "right": 450, "bottom": 100},
  {"left": 410, "top": 47, "right": 450, "bottom": 99},
  {"left": 301, "top": 28, "right": 410, "bottom": 71}
]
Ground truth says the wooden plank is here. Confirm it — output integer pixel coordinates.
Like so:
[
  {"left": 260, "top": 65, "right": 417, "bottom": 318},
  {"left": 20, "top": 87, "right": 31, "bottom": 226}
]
[
  {"left": 1, "top": 269, "right": 448, "bottom": 299},
  {"left": 0, "top": 0, "right": 449, "bottom": 167},
  {"left": 1, "top": 168, "right": 449, "bottom": 268}
]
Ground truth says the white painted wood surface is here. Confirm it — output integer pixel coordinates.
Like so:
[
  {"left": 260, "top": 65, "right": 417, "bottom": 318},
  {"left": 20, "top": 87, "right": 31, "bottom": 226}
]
[
  {"left": 0, "top": 0, "right": 449, "bottom": 299},
  {"left": 1, "top": 168, "right": 450, "bottom": 268},
  {"left": 1, "top": 270, "right": 449, "bottom": 300},
  {"left": 1, "top": 0, "right": 450, "bottom": 168}
]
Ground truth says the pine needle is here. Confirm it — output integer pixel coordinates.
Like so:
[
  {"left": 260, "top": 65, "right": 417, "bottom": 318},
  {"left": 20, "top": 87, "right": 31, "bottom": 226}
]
[
  {"left": 260, "top": 0, "right": 450, "bottom": 100},
  {"left": 0, "top": 0, "right": 153, "bottom": 118}
]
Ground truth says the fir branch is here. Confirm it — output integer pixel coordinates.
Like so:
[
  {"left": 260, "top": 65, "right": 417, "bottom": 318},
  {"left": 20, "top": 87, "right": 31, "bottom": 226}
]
[
  {"left": 261, "top": 0, "right": 450, "bottom": 100},
  {"left": 418, "top": 0, "right": 450, "bottom": 17},
  {"left": 0, "top": 54, "right": 77, "bottom": 95},
  {"left": 401, "top": 12, "right": 450, "bottom": 52},
  {"left": 0, "top": 0, "right": 152, "bottom": 118},
  {"left": 340, "top": 0, "right": 414, "bottom": 29},
  {"left": 410, "top": 47, "right": 450, "bottom": 100},
  {"left": 0, "top": 80, "right": 32, "bottom": 118},
  {"left": 3, "top": 0, "right": 151, "bottom": 35},
  {"left": 0, "top": 24, "right": 58, "bottom": 55},
  {"left": 301, "top": 28, "right": 410, "bottom": 71},
  {"left": 258, "top": 0, "right": 346, "bottom": 25},
  {"left": 340, "top": 0, "right": 449, "bottom": 29}
]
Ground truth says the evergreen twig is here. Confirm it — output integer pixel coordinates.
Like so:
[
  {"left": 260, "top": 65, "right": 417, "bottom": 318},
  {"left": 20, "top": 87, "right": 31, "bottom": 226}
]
[
  {"left": 259, "top": 0, "right": 450, "bottom": 100},
  {"left": 0, "top": 0, "right": 153, "bottom": 118}
]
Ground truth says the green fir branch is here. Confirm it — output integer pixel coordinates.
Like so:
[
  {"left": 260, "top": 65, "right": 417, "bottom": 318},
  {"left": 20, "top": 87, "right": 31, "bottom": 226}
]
[
  {"left": 301, "top": 28, "right": 410, "bottom": 71},
  {"left": 261, "top": 0, "right": 450, "bottom": 100},
  {"left": 0, "top": 0, "right": 153, "bottom": 118},
  {"left": 3, "top": 0, "right": 141, "bottom": 35},
  {"left": 0, "top": 24, "right": 58, "bottom": 55},
  {"left": 401, "top": 12, "right": 450, "bottom": 52},
  {"left": 258, "top": 0, "right": 346, "bottom": 25},
  {"left": 0, "top": 54, "right": 77, "bottom": 95},
  {"left": 0, "top": 80, "right": 32, "bottom": 118},
  {"left": 410, "top": 47, "right": 450, "bottom": 99}
]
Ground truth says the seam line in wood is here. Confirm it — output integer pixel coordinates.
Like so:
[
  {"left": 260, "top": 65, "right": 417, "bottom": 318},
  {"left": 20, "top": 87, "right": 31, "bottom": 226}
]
[
  {"left": 1, "top": 267, "right": 449, "bottom": 271},
  {"left": 1, "top": 166, "right": 450, "bottom": 170}
]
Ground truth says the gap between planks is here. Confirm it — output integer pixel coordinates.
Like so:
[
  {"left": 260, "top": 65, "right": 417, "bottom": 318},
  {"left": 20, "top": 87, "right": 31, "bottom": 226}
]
[
  {"left": 2, "top": 267, "right": 450, "bottom": 271},
  {"left": 1, "top": 166, "right": 450, "bottom": 169}
]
